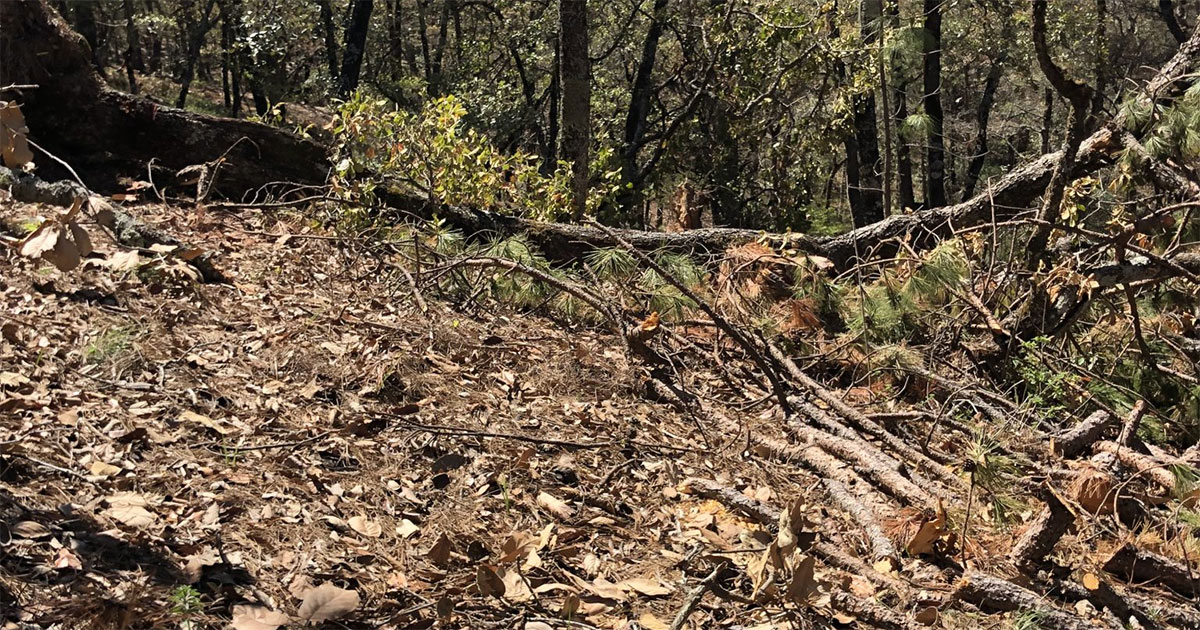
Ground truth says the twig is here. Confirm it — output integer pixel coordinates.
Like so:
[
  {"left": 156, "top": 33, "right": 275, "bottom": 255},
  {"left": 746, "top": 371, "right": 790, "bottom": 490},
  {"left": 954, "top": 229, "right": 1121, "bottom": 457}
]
[
  {"left": 26, "top": 138, "right": 88, "bottom": 192},
  {"left": 668, "top": 564, "right": 722, "bottom": 630},
  {"left": 194, "top": 430, "right": 334, "bottom": 453},
  {"left": 585, "top": 219, "right": 792, "bottom": 412},
  {"left": 9, "top": 453, "right": 88, "bottom": 480}
]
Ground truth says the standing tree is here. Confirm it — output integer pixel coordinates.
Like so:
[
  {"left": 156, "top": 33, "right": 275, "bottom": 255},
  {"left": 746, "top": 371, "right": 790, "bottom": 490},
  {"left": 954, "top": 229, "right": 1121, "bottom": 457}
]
[
  {"left": 850, "top": 0, "right": 885, "bottom": 227},
  {"left": 318, "top": 0, "right": 341, "bottom": 84},
  {"left": 339, "top": 0, "right": 375, "bottom": 97},
  {"left": 559, "top": 0, "right": 590, "bottom": 219},
  {"left": 921, "top": 0, "right": 946, "bottom": 207},
  {"left": 176, "top": 0, "right": 220, "bottom": 108}
]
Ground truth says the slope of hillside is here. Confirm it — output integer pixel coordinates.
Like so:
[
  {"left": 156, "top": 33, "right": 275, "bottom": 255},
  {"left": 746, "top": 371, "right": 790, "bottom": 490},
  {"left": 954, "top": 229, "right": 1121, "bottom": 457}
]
[{"left": 2, "top": 192, "right": 1198, "bottom": 630}]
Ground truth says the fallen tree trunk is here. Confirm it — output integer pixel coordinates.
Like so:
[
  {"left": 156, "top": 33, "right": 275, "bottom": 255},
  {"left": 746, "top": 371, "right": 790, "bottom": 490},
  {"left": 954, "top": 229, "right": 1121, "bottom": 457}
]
[
  {"left": 4, "top": 0, "right": 1199, "bottom": 272},
  {"left": 0, "top": 0, "right": 328, "bottom": 197},
  {"left": 1103, "top": 543, "right": 1200, "bottom": 598}
]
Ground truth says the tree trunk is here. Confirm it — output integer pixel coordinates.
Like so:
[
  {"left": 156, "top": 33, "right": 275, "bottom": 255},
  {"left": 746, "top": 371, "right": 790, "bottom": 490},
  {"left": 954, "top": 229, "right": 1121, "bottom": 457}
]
[
  {"left": 1, "top": 0, "right": 328, "bottom": 196},
  {"left": 618, "top": 0, "right": 668, "bottom": 217},
  {"left": 176, "top": 0, "right": 219, "bottom": 109},
  {"left": 962, "top": 59, "right": 1003, "bottom": 199},
  {"left": 921, "top": 0, "right": 946, "bottom": 207},
  {"left": 1026, "top": 0, "right": 1094, "bottom": 268},
  {"left": 317, "top": 0, "right": 341, "bottom": 85},
  {"left": 850, "top": 0, "right": 885, "bottom": 227},
  {"left": 69, "top": 0, "right": 103, "bottom": 74},
  {"left": 220, "top": 3, "right": 232, "bottom": 110},
  {"left": 338, "top": 0, "right": 374, "bottom": 97},
  {"left": 225, "top": 0, "right": 244, "bottom": 117},
  {"left": 122, "top": 0, "right": 142, "bottom": 94},
  {"left": 1160, "top": 0, "right": 1188, "bottom": 43},
  {"left": 888, "top": 2, "right": 914, "bottom": 211},
  {"left": 430, "top": 0, "right": 451, "bottom": 92},
  {"left": 543, "top": 45, "right": 560, "bottom": 176},
  {"left": 1041, "top": 88, "right": 1054, "bottom": 154},
  {"left": 559, "top": 0, "right": 590, "bottom": 220}
]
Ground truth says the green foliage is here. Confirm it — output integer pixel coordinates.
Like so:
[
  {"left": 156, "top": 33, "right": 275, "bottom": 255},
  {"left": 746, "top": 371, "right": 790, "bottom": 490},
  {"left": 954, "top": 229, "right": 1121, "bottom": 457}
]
[
  {"left": 844, "top": 241, "right": 967, "bottom": 343},
  {"left": 85, "top": 326, "right": 136, "bottom": 364},
  {"left": 1009, "top": 609, "right": 1047, "bottom": 630},
  {"left": 585, "top": 246, "right": 637, "bottom": 282},
  {"left": 168, "top": 585, "right": 203, "bottom": 625},
  {"left": 1012, "top": 337, "right": 1080, "bottom": 422},
  {"left": 332, "top": 94, "right": 582, "bottom": 221},
  {"left": 965, "top": 432, "right": 1027, "bottom": 527}
]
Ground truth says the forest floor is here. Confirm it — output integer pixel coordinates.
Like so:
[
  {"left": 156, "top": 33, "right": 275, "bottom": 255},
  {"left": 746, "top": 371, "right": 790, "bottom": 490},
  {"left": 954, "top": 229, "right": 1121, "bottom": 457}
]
[{"left": 1, "top": 193, "right": 1197, "bottom": 630}]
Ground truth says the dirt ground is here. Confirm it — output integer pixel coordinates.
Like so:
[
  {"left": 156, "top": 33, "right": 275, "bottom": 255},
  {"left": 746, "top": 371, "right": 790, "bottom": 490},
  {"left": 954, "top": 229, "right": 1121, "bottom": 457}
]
[{"left": 2, "top": 193, "right": 1197, "bottom": 630}]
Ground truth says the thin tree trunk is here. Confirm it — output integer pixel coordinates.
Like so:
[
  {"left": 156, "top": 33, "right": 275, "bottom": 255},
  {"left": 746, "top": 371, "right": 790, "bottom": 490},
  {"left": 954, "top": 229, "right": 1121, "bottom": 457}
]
[
  {"left": 71, "top": 0, "right": 104, "bottom": 74},
  {"left": 559, "top": 0, "right": 590, "bottom": 220},
  {"left": 1041, "top": 88, "right": 1053, "bottom": 154},
  {"left": 962, "top": 60, "right": 1003, "bottom": 199},
  {"left": 177, "top": 0, "right": 219, "bottom": 109},
  {"left": 850, "top": 0, "right": 885, "bottom": 227},
  {"left": 317, "top": 0, "right": 341, "bottom": 85},
  {"left": 618, "top": 0, "right": 669, "bottom": 217},
  {"left": 220, "top": 4, "right": 231, "bottom": 110},
  {"left": 888, "top": 1, "right": 914, "bottom": 211},
  {"left": 430, "top": 0, "right": 451, "bottom": 94},
  {"left": 417, "top": 0, "right": 433, "bottom": 87},
  {"left": 1026, "top": 0, "right": 1094, "bottom": 269},
  {"left": 543, "top": 45, "right": 560, "bottom": 176},
  {"left": 1160, "top": 0, "right": 1188, "bottom": 43},
  {"left": 922, "top": 0, "right": 946, "bottom": 207},
  {"left": 338, "top": 0, "right": 375, "bottom": 97},
  {"left": 122, "top": 0, "right": 142, "bottom": 94}
]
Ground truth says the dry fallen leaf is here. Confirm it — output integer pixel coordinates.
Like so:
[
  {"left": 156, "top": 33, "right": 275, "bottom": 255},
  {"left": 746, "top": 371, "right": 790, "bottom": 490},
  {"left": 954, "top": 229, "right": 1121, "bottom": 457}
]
[
  {"left": 230, "top": 604, "right": 291, "bottom": 630},
  {"left": 102, "top": 494, "right": 156, "bottom": 529},
  {"left": 638, "top": 612, "right": 669, "bottom": 630},
  {"left": 11, "top": 521, "right": 50, "bottom": 539},
  {"left": 537, "top": 491, "right": 575, "bottom": 520},
  {"left": 477, "top": 565, "right": 506, "bottom": 598},
  {"left": 347, "top": 515, "right": 382, "bottom": 538},
  {"left": 785, "top": 555, "right": 817, "bottom": 605},
  {"left": 619, "top": 577, "right": 673, "bottom": 597},
  {"left": 905, "top": 499, "right": 948, "bottom": 556},
  {"left": 89, "top": 461, "right": 122, "bottom": 477},
  {"left": 296, "top": 583, "right": 359, "bottom": 623},
  {"left": 428, "top": 532, "right": 453, "bottom": 568},
  {"left": 0, "top": 101, "right": 34, "bottom": 167},
  {"left": 180, "top": 410, "right": 229, "bottom": 435},
  {"left": 397, "top": 519, "right": 420, "bottom": 539}
]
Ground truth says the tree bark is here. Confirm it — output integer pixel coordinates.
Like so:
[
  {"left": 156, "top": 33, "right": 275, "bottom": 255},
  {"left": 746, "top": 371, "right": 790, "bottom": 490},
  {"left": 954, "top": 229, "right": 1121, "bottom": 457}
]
[
  {"left": 888, "top": 1, "right": 915, "bottom": 211},
  {"left": 962, "top": 57, "right": 1003, "bottom": 199},
  {"left": 317, "top": 0, "right": 341, "bottom": 85},
  {"left": 176, "top": 0, "right": 220, "bottom": 109},
  {"left": 69, "top": 0, "right": 103, "bottom": 73},
  {"left": 559, "top": 0, "right": 590, "bottom": 220},
  {"left": 122, "top": 0, "right": 142, "bottom": 94},
  {"left": 921, "top": 0, "right": 946, "bottom": 207},
  {"left": 850, "top": 0, "right": 885, "bottom": 227},
  {"left": 338, "top": 0, "right": 374, "bottom": 97},
  {"left": 618, "top": 0, "right": 669, "bottom": 217},
  {"left": 1160, "top": 0, "right": 1189, "bottom": 43},
  {"left": 1026, "top": 0, "right": 1094, "bottom": 268}
]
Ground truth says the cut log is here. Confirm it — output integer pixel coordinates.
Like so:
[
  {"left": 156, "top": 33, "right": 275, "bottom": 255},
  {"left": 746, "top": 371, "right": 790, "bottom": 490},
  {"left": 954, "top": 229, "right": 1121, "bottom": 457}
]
[
  {"left": 1008, "top": 485, "right": 1074, "bottom": 567},
  {"left": 1093, "top": 441, "right": 1180, "bottom": 492},
  {"left": 1103, "top": 543, "right": 1200, "bottom": 598},
  {"left": 953, "top": 572, "right": 1095, "bottom": 630},
  {"left": 1053, "top": 411, "right": 1116, "bottom": 458}
]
